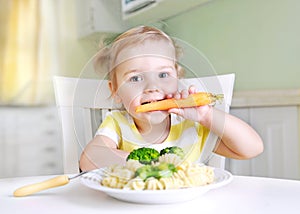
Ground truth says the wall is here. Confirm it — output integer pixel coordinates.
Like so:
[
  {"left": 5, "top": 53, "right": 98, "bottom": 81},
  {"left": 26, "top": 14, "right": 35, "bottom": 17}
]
[
  {"left": 56, "top": 0, "right": 300, "bottom": 91},
  {"left": 164, "top": 0, "right": 300, "bottom": 90},
  {"left": 56, "top": 0, "right": 100, "bottom": 79}
]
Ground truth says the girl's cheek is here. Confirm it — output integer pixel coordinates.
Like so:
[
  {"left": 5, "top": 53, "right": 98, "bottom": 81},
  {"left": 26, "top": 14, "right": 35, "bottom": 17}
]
[{"left": 120, "top": 93, "right": 140, "bottom": 111}]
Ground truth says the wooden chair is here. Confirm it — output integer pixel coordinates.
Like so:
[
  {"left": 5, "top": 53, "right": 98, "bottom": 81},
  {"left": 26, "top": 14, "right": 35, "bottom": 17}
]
[{"left": 53, "top": 74, "right": 235, "bottom": 174}]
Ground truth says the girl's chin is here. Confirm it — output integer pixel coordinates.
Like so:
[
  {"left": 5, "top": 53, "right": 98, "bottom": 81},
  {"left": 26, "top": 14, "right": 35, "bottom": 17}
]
[
  {"left": 143, "top": 110, "right": 169, "bottom": 122},
  {"left": 144, "top": 110, "right": 167, "bottom": 115}
]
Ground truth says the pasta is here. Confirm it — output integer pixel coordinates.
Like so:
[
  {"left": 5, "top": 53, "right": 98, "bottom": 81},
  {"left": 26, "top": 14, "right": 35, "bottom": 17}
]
[
  {"left": 125, "top": 159, "right": 144, "bottom": 171},
  {"left": 158, "top": 153, "right": 182, "bottom": 166},
  {"left": 145, "top": 177, "right": 165, "bottom": 190},
  {"left": 124, "top": 177, "right": 145, "bottom": 190},
  {"left": 101, "top": 162, "right": 136, "bottom": 189},
  {"left": 100, "top": 154, "right": 214, "bottom": 190},
  {"left": 159, "top": 176, "right": 184, "bottom": 189}
]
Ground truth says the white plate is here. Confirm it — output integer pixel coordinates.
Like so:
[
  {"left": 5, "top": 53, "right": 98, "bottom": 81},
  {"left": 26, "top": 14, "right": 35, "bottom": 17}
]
[{"left": 80, "top": 167, "right": 233, "bottom": 204}]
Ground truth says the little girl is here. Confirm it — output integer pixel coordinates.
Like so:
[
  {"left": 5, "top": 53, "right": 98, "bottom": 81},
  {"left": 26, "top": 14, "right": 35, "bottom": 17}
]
[{"left": 79, "top": 26, "right": 263, "bottom": 171}]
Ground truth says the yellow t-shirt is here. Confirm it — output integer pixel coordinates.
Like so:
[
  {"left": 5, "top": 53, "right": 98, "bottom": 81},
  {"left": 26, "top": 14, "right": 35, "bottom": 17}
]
[{"left": 95, "top": 110, "right": 210, "bottom": 162}]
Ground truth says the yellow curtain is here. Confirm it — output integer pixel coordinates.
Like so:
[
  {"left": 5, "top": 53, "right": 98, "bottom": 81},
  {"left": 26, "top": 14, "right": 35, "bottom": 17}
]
[{"left": 0, "top": 0, "right": 54, "bottom": 105}]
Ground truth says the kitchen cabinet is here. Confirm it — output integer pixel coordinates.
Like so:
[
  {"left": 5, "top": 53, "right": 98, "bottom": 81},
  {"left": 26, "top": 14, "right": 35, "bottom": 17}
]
[
  {"left": 226, "top": 90, "right": 300, "bottom": 180},
  {"left": 75, "top": 0, "right": 212, "bottom": 38},
  {"left": 0, "top": 107, "right": 63, "bottom": 178},
  {"left": 75, "top": 0, "right": 129, "bottom": 38},
  {"left": 121, "top": 0, "right": 212, "bottom": 24}
]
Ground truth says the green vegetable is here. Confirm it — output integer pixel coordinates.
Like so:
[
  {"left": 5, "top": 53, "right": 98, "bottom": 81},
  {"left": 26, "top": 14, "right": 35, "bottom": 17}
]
[
  {"left": 156, "top": 162, "right": 177, "bottom": 178},
  {"left": 135, "top": 165, "right": 153, "bottom": 180},
  {"left": 160, "top": 146, "right": 185, "bottom": 159},
  {"left": 126, "top": 147, "right": 160, "bottom": 165},
  {"left": 135, "top": 163, "right": 177, "bottom": 181}
]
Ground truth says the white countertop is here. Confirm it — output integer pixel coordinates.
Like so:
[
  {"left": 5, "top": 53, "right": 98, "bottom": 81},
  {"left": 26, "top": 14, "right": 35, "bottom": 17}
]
[
  {"left": 232, "top": 89, "right": 300, "bottom": 107},
  {"left": 1, "top": 174, "right": 300, "bottom": 213}
]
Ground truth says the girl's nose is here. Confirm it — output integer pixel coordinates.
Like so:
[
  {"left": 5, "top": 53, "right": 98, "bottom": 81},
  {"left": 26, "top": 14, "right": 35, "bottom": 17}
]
[
  {"left": 144, "top": 87, "right": 159, "bottom": 94},
  {"left": 144, "top": 79, "right": 160, "bottom": 93},
  {"left": 143, "top": 72, "right": 162, "bottom": 93}
]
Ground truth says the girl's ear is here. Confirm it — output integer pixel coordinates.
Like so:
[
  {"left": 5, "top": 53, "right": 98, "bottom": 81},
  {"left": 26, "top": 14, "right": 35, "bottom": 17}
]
[
  {"left": 108, "top": 80, "right": 114, "bottom": 94},
  {"left": 108, "top": 81, "right": 122, "bottom": 103},
  {"left": 113, "top": 94, "right": 122, "bottom": 103}
]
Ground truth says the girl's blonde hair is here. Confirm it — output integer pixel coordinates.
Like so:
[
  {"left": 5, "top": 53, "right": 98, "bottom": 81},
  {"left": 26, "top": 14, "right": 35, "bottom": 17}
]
[{"left": 93, "top": 26, "right": 184, "bottom": 93}]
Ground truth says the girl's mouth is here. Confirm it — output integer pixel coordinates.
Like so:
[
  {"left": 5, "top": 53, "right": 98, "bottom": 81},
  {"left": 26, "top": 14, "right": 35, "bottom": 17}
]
[{"left": 141, "top": 99, "right": 164, "bottom": 105}]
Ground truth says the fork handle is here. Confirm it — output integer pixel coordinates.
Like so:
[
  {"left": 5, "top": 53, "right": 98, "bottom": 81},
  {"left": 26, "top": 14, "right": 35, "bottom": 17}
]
[{"left": 13, "top": 175, "right": 69, "bottom": 197}]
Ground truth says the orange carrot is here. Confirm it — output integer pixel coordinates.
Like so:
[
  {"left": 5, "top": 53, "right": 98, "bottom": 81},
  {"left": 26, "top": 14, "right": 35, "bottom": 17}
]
[{"left": 136, "top": 92, "right": 224, "bottom": 113}]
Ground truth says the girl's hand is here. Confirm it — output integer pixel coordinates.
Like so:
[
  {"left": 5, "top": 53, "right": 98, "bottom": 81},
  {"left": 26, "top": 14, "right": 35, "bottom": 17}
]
[{"left": 167, "top": 86, "right": 212, "bottom": 125}]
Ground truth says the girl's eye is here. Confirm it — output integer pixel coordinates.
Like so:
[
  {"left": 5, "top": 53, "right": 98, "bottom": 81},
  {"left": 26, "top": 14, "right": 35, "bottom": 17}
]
[
  {"left": 158, "top": 72, "right": 169, "bottom": 78},
  {"left": 129, "top": 75, "right": 143, "bottom": 82}
]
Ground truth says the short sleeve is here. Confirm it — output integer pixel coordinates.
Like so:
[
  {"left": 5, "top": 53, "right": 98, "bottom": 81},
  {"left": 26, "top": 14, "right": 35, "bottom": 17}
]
[
  {"left": 95, "top": 112, "right": 121, "bottom": 147},
  {"left": 196, "top": 123, "right": 210, "bottom": 151}
]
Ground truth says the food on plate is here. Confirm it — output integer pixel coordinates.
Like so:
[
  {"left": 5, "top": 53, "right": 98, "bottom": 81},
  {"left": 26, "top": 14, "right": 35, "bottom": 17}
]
[
  {"left": 101, "top": 147, "right": 214, "bottom": 190},
  {"left": 126, "top": 147, "right": 160, "bottom": 165},
  {"left": 135, "top": 162, "right": 177, "bottom": 181},
  {"left": 160, "top": 146, "right": 185, "bottom": 159},
  {"left": 135, "top": 92, "right": 224, "bottom": 113}
]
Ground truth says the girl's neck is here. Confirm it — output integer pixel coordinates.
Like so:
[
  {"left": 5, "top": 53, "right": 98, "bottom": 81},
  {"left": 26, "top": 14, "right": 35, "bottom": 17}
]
[{"left": 134, "top": 116, "right": 170, "bottom": 144}]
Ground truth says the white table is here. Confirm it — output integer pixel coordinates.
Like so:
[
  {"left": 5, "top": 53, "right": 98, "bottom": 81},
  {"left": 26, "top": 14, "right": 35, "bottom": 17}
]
[{"left": 1, "top": 174, "right": 300, "bottom": 214}]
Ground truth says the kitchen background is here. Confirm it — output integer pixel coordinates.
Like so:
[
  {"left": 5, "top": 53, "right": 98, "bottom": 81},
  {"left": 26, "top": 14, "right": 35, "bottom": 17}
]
[{"left": 0, "top": 0, "right": 299, "bottom": 179}]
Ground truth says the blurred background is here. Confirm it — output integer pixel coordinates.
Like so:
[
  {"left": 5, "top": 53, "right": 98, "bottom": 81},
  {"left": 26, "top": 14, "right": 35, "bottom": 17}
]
[{"left": 0, "top": 0, "right": 299, "bottom": 179}]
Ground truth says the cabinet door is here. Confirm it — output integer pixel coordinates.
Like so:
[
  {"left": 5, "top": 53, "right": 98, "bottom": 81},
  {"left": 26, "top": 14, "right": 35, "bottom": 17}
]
[
  {"left": 0, "top": 110, "right": 5, "bottom": 177},
  {"left": 75, "top": 0, "right": 129, "bottom": 38},
  {"left": 228, "top": 106, "right": 300, "bottom": 179},
  {"left": 0, "top": 107, "right": 63, "bottom": 178}
]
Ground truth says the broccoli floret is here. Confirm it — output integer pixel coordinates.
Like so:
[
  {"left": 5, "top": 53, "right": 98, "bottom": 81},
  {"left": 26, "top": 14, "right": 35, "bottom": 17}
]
[
  {"left": 135, "top": 163, "right": 177, "bottom": 181},
  {"left": 126, "top": 147, "right": 160, "bottom": 165},
  {"left": 160, "top": 146, "right": 185, "bottom": 159},
  {"left": 156, "top": 162, "right": 177, "bottom": 178},
  {"left": 135, "top": 165, "right": 153, "bottom": 180}
]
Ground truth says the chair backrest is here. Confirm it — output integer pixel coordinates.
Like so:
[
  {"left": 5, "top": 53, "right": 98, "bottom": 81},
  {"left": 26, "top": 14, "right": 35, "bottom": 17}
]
[{"left": 53, "top": 73, "right": 235, "bottom": 174}]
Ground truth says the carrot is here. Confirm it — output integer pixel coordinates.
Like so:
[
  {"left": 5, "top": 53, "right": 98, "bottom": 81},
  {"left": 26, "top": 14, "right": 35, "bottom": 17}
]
[{"left": 136, "top": 92, "right": 224, "bottom": 113}]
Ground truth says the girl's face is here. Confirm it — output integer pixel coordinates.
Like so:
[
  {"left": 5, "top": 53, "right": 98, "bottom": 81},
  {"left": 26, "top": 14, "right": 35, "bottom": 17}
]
[{"left": 112, "top": 56, "right": 178, "bottom": 125}]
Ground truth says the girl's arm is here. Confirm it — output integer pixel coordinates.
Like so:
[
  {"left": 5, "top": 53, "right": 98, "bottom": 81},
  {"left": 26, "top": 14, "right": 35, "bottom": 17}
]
[
  {"left": 168, "top": 87, "right": 263, "bottom": 159},
  {"left": 79, "top": 135, "right": 129, "bottom": 171},
  {"left": 200, "top": 106, "right": 263, "bottom": 159}
]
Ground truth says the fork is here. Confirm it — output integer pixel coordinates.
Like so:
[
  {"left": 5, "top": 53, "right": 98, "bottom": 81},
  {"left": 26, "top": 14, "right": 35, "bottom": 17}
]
[{"left": 13, "top": 171, "right": 88, "bottom": 197}]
